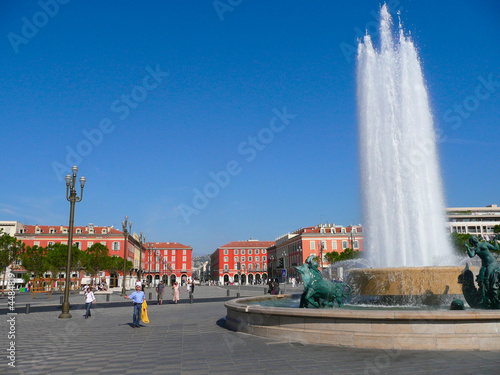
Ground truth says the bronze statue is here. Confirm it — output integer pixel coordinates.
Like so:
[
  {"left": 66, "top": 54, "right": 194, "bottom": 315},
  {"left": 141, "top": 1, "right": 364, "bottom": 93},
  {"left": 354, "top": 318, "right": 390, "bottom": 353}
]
[
  {"left": 295, "top": 255, "right": 351, "bottom": 308},
  {"left": 459, "top": 235, "right": 500, "bottom": 309}
]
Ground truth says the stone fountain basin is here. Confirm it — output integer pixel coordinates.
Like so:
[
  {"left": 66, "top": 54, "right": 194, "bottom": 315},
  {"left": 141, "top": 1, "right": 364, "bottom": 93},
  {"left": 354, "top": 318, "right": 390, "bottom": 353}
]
[{"left": 225, "top": 295, "right": 500, "bottom": 351}]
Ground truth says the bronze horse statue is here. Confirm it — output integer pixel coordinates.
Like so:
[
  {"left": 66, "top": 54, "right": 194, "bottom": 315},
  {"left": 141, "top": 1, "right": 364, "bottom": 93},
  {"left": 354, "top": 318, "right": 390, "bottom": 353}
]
[{"left": 295, "top": 255, "right": 351, "bottom": 308}]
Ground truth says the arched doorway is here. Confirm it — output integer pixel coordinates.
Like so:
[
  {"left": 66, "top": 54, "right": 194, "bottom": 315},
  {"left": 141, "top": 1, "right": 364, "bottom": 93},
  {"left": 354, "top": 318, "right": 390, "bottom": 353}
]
[
  {"left": 181, "top": 274, "right": 188, "bottom": 285},
  {"left": 154, "top": 275, "right": 160, "bottom": 286},
  {"left": 248, "top": 274, "right": 254, "bottom": 285},
  {"left": 233, "top": 274, "right": 239, "bottom": 284},
  {"left": 240, "top": 274, "right": 247, "bottom": 285},
  {"left": 109, "top": 272, "right": 119, "bottom": 288},
  {"left": 255, "top": 274, "right": 261, "bottom": 284},
  {"left": 162, "top": 275, "right": 168, "bottom": 284},
  {"left": 223, "top": 274, "right": 229, "bottom": 284},
  {"left": 170, "top": 274, "right": 176, "bottom": 286},
  {"left": 262, "top": 273, "right": 268, "bottom": 283},
  {"left": 146, "top": 274, "right": 153, "bottom": 287}
]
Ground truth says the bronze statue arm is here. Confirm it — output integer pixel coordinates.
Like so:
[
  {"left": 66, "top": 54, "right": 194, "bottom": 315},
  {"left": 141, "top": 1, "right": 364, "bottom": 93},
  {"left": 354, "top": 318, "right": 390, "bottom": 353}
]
[{"left": 464, "top": 241, "right": 475, "bottom": 258}]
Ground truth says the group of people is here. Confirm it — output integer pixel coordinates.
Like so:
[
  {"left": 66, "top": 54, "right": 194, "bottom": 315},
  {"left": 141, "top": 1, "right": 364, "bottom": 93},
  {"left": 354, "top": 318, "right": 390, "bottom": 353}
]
[
  {"left": 267, "top": 278, "right": 281, "bottom": 295},
  {"left": 157, "top": 280, "right": 195, "bottom": 305}
]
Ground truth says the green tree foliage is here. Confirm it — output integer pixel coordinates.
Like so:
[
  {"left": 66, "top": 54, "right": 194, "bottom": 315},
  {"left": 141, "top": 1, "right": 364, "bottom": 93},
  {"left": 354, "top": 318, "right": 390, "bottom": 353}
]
[
  {"left": 104, "top": 255, "right": 133, "bottom": 276},
  {"left": 83, "top": 243, "right": 110, "bottom": 280},
  {"left": 0, "top": 233, "right": 25, "bottom": 296},
  {"left": 324, "top": 248, "right": 361, "bottom": 264},
  {"left": 0, "top": 233, "right": 24, "bottom": 273},
  {"left": 20, "top": 245, "right": 48, "bottom": 278},
  {"left": 450, "top": 232, "right": 472, "bottom": 257},
  {"left": 494, "top": 225, "right": 500, "bottom": 234}
]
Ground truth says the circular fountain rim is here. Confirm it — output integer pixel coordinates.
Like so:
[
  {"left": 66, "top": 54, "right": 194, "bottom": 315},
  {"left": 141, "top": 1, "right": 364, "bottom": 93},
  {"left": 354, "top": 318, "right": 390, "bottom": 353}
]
[{"left": 226, "top": 294, "right": 500, "bottom": 321}]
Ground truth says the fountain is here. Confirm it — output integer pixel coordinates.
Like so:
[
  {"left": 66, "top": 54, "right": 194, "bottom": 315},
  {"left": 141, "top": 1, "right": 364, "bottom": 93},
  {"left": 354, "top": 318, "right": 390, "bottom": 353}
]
[{"left": 225, "top": 5, "right": 500, "bottom": 350}]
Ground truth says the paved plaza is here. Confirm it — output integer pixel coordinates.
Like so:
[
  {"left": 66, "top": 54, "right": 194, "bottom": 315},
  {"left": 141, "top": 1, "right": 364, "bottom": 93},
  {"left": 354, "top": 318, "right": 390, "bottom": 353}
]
[{"left": 1, "top": 285, "right": 499, "bottom": 375}]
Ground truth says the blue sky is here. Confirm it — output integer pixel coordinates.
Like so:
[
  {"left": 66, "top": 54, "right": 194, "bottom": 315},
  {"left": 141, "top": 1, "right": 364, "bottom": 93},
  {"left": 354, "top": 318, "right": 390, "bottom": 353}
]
[{"left": 1, "top": 1, "right": 499, "bottom": 256}]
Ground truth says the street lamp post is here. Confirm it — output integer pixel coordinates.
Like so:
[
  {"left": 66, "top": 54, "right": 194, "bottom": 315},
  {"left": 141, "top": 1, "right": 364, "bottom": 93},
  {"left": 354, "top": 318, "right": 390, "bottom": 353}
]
[
  {"left": 137, "top": 232, "right": 144, "bottom": 284},
  {"left": 121, "top": 216, "right": 132, "bottom": 296},
  {"left": 59, "top": 165, "right": 86, "bottom": 319}
]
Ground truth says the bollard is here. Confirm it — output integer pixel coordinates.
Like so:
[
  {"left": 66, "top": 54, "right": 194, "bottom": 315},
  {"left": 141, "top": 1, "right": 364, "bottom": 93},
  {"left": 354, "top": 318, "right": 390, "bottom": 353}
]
[
  {"left": 236, "top": 292, "right": 240, "bottom": 298},
  {"left": 227, "top": 289, "right": 230, "bottom": 297},
  {"left": 190, "top": 293, "right": 193, "bottom": 304},
  {"left": 106, "top": 294, "right": 110, "bottom": 302},
  {"left": 60, "top": 296, "right": 64, "bottom": 305},
  {"left": 25, "top": 304, "right": 30, "bottom": 314},
  {"left": 264, "top": 287, "right": 267, "bottom": 295},
  {"left": 149, "top": 292, "right": 152, "bottom": 300}
]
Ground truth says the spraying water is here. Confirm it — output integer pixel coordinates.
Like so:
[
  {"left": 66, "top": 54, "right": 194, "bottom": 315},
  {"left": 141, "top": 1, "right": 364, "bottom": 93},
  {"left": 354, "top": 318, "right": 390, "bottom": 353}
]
[{"left": 357, "top": 5, "right": 454, "bottom": 267}]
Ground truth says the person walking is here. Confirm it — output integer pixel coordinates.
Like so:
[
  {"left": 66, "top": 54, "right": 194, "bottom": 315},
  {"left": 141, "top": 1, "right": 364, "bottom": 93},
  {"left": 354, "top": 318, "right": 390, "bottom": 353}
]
[
  {"left": 124, "top": 283, "right": 146, "bottom": 328},
  {"left": 84, "top": 285, "right": 96, "bottom": 319},
  {"left": 156, "top": 281, "right": 165, "bottom": 305},
  {"left": 189, "top": 279, "right": 195, "bottom": 301},
  {"left": 172, "top": 281, "right": 180, "bottom": 304}
]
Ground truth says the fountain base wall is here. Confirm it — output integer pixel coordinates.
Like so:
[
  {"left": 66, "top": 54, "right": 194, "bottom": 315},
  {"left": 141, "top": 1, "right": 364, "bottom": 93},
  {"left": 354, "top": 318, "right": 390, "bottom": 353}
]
[{"left": 225, "top": 295, "right": 500, "bottom": 351}]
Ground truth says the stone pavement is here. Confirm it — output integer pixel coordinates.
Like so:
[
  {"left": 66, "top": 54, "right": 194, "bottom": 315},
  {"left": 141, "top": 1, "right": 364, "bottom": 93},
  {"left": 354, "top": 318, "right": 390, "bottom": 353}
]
[{"left": 0, "top": 285, "right": 499, "bottom": 375}]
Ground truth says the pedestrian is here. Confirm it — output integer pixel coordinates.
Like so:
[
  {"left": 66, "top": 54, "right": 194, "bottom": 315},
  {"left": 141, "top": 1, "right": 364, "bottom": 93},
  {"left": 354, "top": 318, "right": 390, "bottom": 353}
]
[
  {"left": 84, "top": 285, "right": 96, "bottom": 319},
  {"left": 156, "top": 281, "right": 165, "bottom": 305},
  {"left": 124, "top": 282, "right": 146, "bottom": 328},
  {"left": 273, "top": 278, "right": 280, "bottom": 295},
  {"left": 172, "top": 281, "right": 180, "bottom": 304},
  {"left": 292, "top": 277, "right": 296, "bottom": 288},
  {"left": 189, "top": 279, "right": 195, "bottom": 299},
  {"left": 267, "top": 279, "right": 273, "bottom": 294}
]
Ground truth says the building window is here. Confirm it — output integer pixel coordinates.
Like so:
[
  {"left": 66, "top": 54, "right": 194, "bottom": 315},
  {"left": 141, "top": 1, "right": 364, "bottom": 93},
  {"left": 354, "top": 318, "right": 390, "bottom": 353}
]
[
  {"left": 255, "top": 249, "right": 259, "bottom": 254},
  {"left": 341, "top": 228, "right": 346, "bottom": 234},
  {"left": 87, "top": 242, "right": 93, "bottom": 247},
  {"left": 224, "top": 256, "right": 228, "bottom": 262},
  {"left": 101, "top": 242, "right": 106, "bottom": 246},
  {"left": 241, "top": 249, "right": 245, "bottom": 255},
  {"left": 48, "top": 241, "right": 55, "bottom": 246},
  {"left": 183, "top": 249, "right": 186, "bottom": 255},
  {"left": 112, "top": 242, "right": 120, "bottom": 250},
  {"left": 352, "top": 228, "right": 357, "bottom": 233},
  {"left": 321, "top": 240, "right": 327, "bottom": 250},
  {"left": 224, "top": 249, "right": 228, "bottom": 255},
  {"left": 255, "top": 256, "right": 260, "bottom": 261},
  {"left": 310, "top": 241, "right": 315, "bottom": 249},
  {"left": 183, "top": 256, "right": 186, "bottom": 261},
  {"left": 342, "top": 240, "right": 348, "bottom": 249},
  {"left": 49, "top": 228, "right": 55, "bottom": 234},
  {"left": 263, "top": 256, "right": 266, "bottom": 261},
  {"left": 262, "top": 249, "right": 266, "bottom": 253},
  {"left": 353, "top": 240, "right": 360, "bottom": 249},
  {"left": 234, "top": 249, "right": 239, "bottom": 255},
  {"left": 234, "top": 256, "right": 239, "bottom": 262},
  {"left": 241, "top": 256, "right": 245, "bottom": 262},
  {"left": 76, "top": 228, "right": 81, "bottom": 234},
  {"left": 102, "top": 229, "right": 107, "bottom": 234},
  {"left": 35, "top": 228, "right": 41, "bottom": 234},
  {"left": 172, "top": 250, "right": 176, "bottom": 255},
  {"left": 172, "top": 256, "right": 176, "bottom": 261},
  {"left": 34, "top": 241, "right": 40, "bottom": 246},
  {"left": 74, "top": 242, "right": 81, "bottom": 249},
  {"left": 223, "top": 264, "right": 229, "bottom": 272},
  {"left": 320, "top": 228, "right": 325, "bottom": 234},
  {"left": 248, "top": 249, "right": 252, "bottom": 255},
  {"left": 248, "top": 256, "right": 253, "bottom": 262},
  {"left": 62, "top": 228, "right": 68, "bottom": 234},
  {"left": 331, "top": 240, "right": 337, "bottom": 249}
]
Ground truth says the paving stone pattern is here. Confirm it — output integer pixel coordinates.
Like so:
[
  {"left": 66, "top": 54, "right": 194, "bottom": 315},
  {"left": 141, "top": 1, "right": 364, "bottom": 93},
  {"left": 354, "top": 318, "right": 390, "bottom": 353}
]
[{"left": 0, "top": 286, "right": 499, "bottom": 375}]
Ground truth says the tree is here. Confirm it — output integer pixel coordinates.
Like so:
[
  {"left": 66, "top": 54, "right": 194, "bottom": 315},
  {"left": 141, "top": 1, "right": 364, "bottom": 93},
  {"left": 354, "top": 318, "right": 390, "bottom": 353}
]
[
  {"left": 20, "top": 245, "right": 48, "bottom": 279},
  {"left": 0, "top": 233, "right": 25, "bottom": 296},
  {"left": 104, "top": 255, "right": 132, "bottom": 287},
  {"left": 450, "top": 232, "right": 472, "bottom": 257},
  {"left": 494, "top": 225, "right": 500, "bottom": 234},
  {"left": 45, "top": 243, "right": 84, "bottom": 291},
  {"left": 83, "top": 243, "right": 109, "bottom": 283},
  {"left": 324, "top": 248, "right": 361, "bottom": 264}
]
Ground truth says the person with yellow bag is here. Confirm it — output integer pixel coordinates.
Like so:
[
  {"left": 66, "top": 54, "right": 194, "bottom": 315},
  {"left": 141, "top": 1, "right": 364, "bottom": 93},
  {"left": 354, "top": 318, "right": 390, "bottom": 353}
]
[{"left": 124, "top": 282, "right": 146, "bottom": 328}]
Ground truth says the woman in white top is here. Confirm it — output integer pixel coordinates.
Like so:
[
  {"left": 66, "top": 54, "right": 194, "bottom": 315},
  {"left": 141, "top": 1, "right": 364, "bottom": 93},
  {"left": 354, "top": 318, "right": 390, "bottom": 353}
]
[{"left": 84, "top": 286, "right": 96, "bottom": 318}]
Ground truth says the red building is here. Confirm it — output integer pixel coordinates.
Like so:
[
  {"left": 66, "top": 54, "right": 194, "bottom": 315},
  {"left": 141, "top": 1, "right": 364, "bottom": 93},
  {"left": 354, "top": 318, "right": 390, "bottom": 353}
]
[
  {"left": 144, "top": 242, "right": 192, "bottom": 286},
  {"left": 15, "top": 223, "right": 144, "bottom": 288},
  {"left": 210, "top": 240, "right": 275, "bottom": 285},
  {"left": 268, "top": 224, "right": 364, "bottom": 282}
]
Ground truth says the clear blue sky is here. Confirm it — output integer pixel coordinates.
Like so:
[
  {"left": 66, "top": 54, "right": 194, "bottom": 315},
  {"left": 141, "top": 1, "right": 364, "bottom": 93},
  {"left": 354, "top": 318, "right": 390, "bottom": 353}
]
[{"left": 1, "top": 1, "right": 499, "bottom": 256}]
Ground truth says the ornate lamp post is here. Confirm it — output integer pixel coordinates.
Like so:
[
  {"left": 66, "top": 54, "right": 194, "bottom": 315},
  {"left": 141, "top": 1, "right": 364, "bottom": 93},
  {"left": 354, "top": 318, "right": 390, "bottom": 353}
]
[
  {"left": 59, "top": 165, "right": 86, "bottom": 319},
  {"left": 137, "top": 232, "right": 144, "bottom": 283},
  {"left": 121, "top": 216, "right": 132, "bottom": 296}
]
